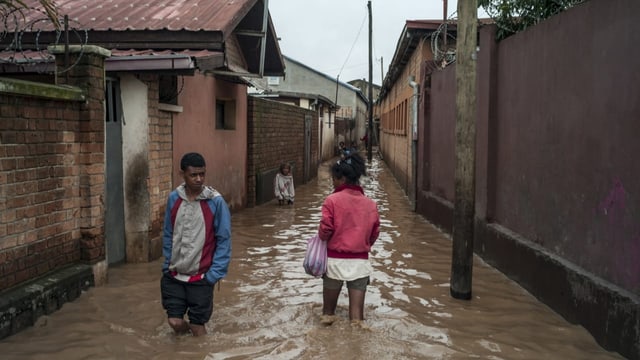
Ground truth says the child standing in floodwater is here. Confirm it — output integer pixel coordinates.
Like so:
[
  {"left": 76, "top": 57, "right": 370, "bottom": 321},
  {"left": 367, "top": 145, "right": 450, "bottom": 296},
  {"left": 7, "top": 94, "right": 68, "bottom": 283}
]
[
  {"left": 317, "top": 152, "right": 380, "bottom": 325},
  {"left": 274, "top": 162, "right": 295, "bottom": 205}
]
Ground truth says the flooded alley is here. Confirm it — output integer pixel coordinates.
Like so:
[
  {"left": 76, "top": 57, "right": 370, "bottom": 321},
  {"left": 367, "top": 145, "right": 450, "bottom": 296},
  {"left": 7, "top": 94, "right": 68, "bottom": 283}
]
[{"left": 0, "top": 158, "right": 622, "bottom": 359}]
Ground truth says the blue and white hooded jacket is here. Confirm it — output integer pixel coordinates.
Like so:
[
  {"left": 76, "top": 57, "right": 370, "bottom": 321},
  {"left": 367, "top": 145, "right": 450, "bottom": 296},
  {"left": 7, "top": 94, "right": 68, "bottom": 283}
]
[{"left": 162, "top": 184, "right": 231, "bottom": 284}]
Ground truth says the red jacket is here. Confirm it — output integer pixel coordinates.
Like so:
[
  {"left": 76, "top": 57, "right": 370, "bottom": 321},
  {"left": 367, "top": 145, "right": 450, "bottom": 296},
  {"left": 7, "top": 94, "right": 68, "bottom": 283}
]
[{"left": 319, "top": 184, "right": 380, "bottom": 259}]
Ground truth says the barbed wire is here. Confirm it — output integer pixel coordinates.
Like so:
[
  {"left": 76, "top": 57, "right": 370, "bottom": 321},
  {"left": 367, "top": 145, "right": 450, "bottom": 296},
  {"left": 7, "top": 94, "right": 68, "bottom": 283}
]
[
  {"left": 1, "top": 7, "right": 88, "bottom": 74},
  {"left": 429, "top": 0, "right": 586, "bottom": 67},
  {"left": 430, "top": 12, "right": 458, "bottom": 69}
]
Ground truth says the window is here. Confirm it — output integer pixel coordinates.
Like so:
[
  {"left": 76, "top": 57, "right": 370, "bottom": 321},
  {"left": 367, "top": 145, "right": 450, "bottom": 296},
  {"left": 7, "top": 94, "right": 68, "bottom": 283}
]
[
  {"left": 215, "top": 99, "right": 236, "bottom": 130},
  {"left": 159, "top": 75, "right": 180, "bottom": 105}
]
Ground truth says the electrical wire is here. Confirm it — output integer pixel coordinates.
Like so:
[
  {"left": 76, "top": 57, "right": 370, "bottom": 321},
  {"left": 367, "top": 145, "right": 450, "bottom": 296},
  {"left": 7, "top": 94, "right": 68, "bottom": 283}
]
[{"left": 337, "top": 9, "right": 368, "bottom": 79}]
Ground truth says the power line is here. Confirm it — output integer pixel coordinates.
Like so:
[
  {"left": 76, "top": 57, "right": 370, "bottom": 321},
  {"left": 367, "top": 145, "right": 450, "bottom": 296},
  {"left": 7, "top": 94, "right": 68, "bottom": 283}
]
[{"left": 337, "top": 9, "right": 368, "bottom": 78}]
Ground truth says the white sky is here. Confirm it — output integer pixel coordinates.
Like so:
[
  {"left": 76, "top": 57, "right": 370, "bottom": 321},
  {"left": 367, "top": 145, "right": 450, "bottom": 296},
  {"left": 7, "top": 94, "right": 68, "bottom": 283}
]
[{"left": 268, "top": 0, "right": 488, "bottom": 85}]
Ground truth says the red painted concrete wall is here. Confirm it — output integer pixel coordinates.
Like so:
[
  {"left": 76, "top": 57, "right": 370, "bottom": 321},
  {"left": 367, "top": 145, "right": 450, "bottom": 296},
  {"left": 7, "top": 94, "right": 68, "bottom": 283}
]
[
  {"left": 173, "top": 73, "right": 248, "bottom": 211},
  {"left": 427, "top": 66, "right": 456, "bottom": 202},
  {"left": 420, "top": 0, "right": 640, "bottom": 296},
  {"left": 416, "top": 61, "right": 457, "bottom": 232},
  {"left": 489, "top": 1, "right": 640, "bottom": 293},
  {"left": 415, "top": 1, "right": 640, "bottom": 357}
]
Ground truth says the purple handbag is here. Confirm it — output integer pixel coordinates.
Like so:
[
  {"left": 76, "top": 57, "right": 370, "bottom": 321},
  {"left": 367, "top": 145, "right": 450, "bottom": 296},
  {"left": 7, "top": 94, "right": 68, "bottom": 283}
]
[{"left": 303, "top": 233, "right": 327, "bottom": 277}]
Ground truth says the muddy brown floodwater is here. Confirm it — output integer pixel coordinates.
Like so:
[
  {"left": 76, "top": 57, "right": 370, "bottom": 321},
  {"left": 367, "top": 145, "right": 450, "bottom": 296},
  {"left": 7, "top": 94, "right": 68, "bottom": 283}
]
[{"left": 0, "top": 158, "right": 624, "bottom": 359}]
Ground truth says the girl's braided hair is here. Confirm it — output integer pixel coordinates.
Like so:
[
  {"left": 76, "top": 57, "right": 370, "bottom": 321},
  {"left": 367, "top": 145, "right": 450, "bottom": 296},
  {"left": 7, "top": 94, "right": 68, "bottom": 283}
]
[{"left": 330, "top": 152, "right": 366, "bottom": 185}]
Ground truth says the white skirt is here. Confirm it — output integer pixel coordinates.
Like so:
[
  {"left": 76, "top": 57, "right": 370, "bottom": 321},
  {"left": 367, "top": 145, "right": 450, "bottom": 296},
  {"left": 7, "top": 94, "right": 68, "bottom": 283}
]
[{"left": 326, "top": 257, "right": 373, "bottom": 281}]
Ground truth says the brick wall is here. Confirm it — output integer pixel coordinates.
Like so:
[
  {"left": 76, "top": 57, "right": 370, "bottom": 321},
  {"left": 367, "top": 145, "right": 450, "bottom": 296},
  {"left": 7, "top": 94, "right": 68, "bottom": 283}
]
[
  {"left": 63, "top": 51, "right": 107, "bottom": 265},
  {"left": 247, "top": 97, "right": 317, "bottom": 207},
  {"left": 0, "top": 96, "right": 82, "bottom": 290},
  {"left": 143, "top": 75, "right": 173, "bottom": 260},
  {"left": 0, "top": 47, "right": 107, "bottom": 292}
]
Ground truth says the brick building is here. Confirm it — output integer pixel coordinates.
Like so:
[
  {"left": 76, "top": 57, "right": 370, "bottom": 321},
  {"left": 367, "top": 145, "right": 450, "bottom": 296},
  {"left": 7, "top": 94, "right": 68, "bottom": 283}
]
[{"left": 0, "top": 0, "right": 288, "bottom": 339}]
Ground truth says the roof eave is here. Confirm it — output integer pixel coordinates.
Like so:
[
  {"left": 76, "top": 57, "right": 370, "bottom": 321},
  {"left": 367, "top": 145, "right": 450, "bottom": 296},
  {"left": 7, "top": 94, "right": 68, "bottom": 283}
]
[
  {"left": 379, "top": 20, "right": 451, "bottom": 101},
  {"left": 0, "top": 29, "right": 226, "bottom": 52},
  {"left": 106, "top": 56, "right": 196, "bottom": 73}
]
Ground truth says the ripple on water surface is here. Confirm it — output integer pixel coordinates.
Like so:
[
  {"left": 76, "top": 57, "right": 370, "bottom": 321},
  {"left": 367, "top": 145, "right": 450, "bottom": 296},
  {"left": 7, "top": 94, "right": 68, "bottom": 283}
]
[{"left": 0, "top": 158, "right": 623, "bottom": 360}]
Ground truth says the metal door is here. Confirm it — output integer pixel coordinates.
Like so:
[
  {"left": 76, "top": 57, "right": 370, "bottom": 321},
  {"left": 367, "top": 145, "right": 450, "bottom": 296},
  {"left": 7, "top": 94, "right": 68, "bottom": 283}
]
[{"left": 105, "top": 78, "right": 126, "bottom": 264}]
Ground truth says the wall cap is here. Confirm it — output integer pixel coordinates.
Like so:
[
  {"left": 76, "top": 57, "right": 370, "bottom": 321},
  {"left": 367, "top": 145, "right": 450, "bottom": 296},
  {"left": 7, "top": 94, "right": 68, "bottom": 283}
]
[
  {"left": 47, "top": 45, "right": 111, "bottom": 58},
  {"left": 0, "top": 76, "right": 85, "bottom": 101},
  {"left": 158, "top": 103, "right": 183, "bottom": 113}
]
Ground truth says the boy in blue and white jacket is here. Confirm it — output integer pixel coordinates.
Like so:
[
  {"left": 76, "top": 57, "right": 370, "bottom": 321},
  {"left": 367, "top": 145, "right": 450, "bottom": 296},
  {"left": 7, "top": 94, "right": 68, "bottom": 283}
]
[{"left": 161, "top": 152, "right": 231, "bottom": 336}]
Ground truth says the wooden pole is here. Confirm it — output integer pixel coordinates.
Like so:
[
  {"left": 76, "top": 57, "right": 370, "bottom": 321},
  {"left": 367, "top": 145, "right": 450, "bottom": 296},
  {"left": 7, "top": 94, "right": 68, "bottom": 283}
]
[
  {"left": 450, "top": 0, "right": 478, "bottom": 300},
  {"left": 443, "top": 0, "right": 448, "bottom": 48},
  {"left": 367, "top": 0, "right": 373, "bottom": 162}
]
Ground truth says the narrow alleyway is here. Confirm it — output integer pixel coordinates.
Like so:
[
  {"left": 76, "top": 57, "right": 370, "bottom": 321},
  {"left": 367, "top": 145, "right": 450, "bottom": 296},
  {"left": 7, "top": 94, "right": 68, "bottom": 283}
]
[{"left": 0, "top": 157, "right": 623, "bottom": 359}]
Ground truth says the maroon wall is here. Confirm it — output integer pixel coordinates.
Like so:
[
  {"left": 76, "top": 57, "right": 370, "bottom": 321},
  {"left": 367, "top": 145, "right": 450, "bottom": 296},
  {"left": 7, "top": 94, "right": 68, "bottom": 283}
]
[
  {"left": 428, "top": 67, "right": 456, "bottom": 202},
  {"left": 490, "top": 0, "right": 640, "bottom": 292},
  {"left": 415, "top": 0, "right": 640, "bottom": 357},
  {"left": 416, "top": 59, "right": 457, "bottom": 232}
]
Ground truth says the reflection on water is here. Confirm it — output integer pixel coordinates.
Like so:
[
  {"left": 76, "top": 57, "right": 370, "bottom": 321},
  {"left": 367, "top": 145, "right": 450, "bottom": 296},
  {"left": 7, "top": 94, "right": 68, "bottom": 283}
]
[{"left": 0, "top": 158, "right": 622, "bottom": 359}]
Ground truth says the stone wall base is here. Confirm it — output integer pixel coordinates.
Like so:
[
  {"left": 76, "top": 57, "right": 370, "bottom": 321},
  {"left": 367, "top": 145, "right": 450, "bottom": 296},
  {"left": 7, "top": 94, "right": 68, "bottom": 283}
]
[
  {"left": 475, "top": 221, "right": 640, "bottom": 360},
  {"left": 0, "top": 264, "right": 94, "bottom": 340},
  {"left": 416, "top": 191, "right": 454, "bottom": 233}
]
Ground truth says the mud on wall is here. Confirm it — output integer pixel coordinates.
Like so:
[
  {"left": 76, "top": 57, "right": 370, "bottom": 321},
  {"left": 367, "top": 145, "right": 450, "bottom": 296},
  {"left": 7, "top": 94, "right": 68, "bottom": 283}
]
[{"left": 120, "top": 75, "right": 151, "bottom": 263}]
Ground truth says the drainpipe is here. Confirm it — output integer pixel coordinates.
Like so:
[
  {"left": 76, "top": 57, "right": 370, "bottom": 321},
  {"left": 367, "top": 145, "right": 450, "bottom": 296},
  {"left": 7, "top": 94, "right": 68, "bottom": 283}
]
[
  {"left": 408, "top": 75, "right": 419, "bottom": 211},
  {"left": 259, "top": 0, "right": 269, "bottom": 76}
]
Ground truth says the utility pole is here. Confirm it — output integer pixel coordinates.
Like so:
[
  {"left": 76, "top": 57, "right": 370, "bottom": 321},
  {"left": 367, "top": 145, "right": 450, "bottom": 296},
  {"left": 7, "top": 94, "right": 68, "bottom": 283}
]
[
  {"left": 450, "top": 0, "right": 478, "bottom": 300},
  {"left": 443, "top": 0, "right": 448, "bottom": 48},
  {"left": 367, "top": 0, "right": 373, "bottom": 162}
]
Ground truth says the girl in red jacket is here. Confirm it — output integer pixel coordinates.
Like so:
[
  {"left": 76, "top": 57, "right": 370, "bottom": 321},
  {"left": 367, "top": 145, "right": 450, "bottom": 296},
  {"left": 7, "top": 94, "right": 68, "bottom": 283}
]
[{"left": 318, "top": 152, "right": 380, "bottom": 325}]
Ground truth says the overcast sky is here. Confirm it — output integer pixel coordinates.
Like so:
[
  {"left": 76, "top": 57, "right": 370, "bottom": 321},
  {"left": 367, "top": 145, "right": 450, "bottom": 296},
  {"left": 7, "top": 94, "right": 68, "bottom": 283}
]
[{"left": 268, "top": 1, "right": 488, "bottom": 85}]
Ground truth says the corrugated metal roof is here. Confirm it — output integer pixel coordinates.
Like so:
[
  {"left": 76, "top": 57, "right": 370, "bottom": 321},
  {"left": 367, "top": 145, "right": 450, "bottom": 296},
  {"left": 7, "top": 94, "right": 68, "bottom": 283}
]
[
  {"left": 0, "top": 48, "right": 223, "bottom": 72},
  {"left": 2, "top": 0, "right": 285, "bottom": 76},
  {"left": 110, "top": 49, "right": 220, "bottom": 58},
  {"left": 0, "top": 48, "right": 220, "bottom": 60},
  {"left": 16, "top": 0, "right": 257, "bottom": 34},
  {"left": 0, "top": 50, "right": 52, "bottom": 63}
]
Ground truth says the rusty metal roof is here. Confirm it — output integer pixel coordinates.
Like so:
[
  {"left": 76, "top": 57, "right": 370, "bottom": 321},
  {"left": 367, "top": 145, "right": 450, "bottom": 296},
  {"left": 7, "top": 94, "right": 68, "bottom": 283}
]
[
  {"left": 15, "top": 0, "right": 257, "bottom": 34},
  {"left": 0, "top": 48, "right": 222, "bottom": 73},
  {"left": 1, "top": 0, "right": 285, "bottom": 76}
]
